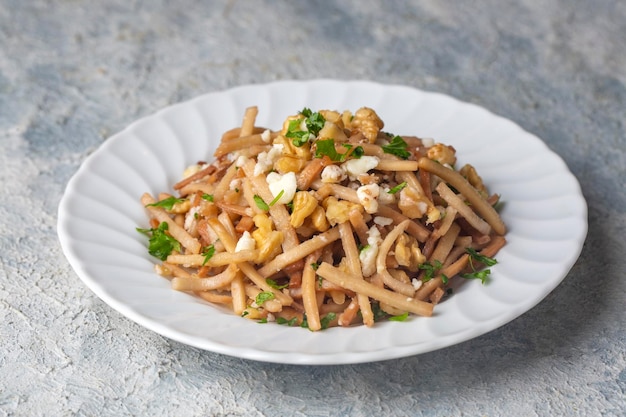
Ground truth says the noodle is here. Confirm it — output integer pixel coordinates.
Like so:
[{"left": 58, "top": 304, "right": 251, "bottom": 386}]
[{"left": 138, "top": 106, "right": 506, "bottom": 330}]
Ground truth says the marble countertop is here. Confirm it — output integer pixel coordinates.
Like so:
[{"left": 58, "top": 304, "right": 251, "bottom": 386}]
[{"left": 1, "top": 1, "right": 624, "bottom": 416}]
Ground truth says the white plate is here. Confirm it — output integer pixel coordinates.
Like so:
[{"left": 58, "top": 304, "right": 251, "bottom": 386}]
[{"left": 57, "top": 80, "right": 587, "bottom": 364}]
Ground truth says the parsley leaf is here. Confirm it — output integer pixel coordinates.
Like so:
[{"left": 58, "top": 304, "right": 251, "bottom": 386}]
[
  {"left": 370, "top": 302, "right": 389, "bottom": 322},
  {"left": 466, "top": 248, "right": 498, "bottom": 267},
  {"left": 269, "top": 190, "right": 284, "bottom": 207},
  {"left": 388, "top": 182, "right": 407, "bottom": 194},
  {"left": 285, "top": 108, "right": 326, "bottom": 147},
  {"left": 320, "top": 312, "right": 336, "bottom": 330},
  {"left": 253, "top": 195, "right": 269, "bottom": 211},
  {"left": 418, "top": 260, "right": 443, "bottom": 282},
  {"left": 276, "top": 316, "right": 299, "bottom": 326},
  {"left": 286, "top": 119, "right": 312, "bottom": 147},
  {"left": 136, "top": 222, "right": 181, "bottom": 261},
  {"left": 314, "top": 139, "right": 362, "bottom": 162},
  {"left": 461, "top": 248, "right": 498, "bottom": 284},
  {"left": 305, "top": 111, "right": 325, "bottom": 136},
  {"left": 202, "top": 245, "right": 215, "bottom": 265},
  {"left": 389, "top": 312, "right": 410, "bottom": 322},
  {"left": 382, "top": 135, "right": 411, "bottom": 159},
  {"left": 461, "top": 269, "right": 491, "bottom": 284},
  {"left": 145, "top": 196, "right": 185, "bottom": 211},
  {"left": 266, "top": 278, "right": 288, "bottom": 290},
  {"left": 255, "top": 291, "right": 275, "bottom": 305}
]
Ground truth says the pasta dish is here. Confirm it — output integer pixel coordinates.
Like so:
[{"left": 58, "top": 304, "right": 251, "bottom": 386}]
[{"left": 137, "top": 106, "right": 506, "bottom": 330}]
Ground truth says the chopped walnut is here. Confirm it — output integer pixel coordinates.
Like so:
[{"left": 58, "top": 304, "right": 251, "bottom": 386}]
[
  {"left": 459, "top": 163, "right": 489, "bottom": 198},
  {"left": 426, "top": 143, "right": 457, "bottom": 166},
  {"left": 350, "top": 107, "right": 384, "bottom": 143},
  {"left": 290, "top": 191, "right": 319, "bottom": 228},
  {"left": 394, "top": 234, "right": 427, "bottom": 272},
  {"left": 251, "top": 213, "right": 284, "bottom": 263},
  {"left": 323, "top": 196, "right": 363, "bottom": 226}
]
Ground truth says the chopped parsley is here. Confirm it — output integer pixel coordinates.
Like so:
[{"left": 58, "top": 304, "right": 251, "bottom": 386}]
[
  {"left": 388, "top": 182, "right": 407, "bottom": 194},
  {"left": 314, "top": 139, "right": 364, "bottom": 162},
  {"left": 370, "top": 302, "right": 390, "bottom": 322},
  {"left": 418, "top": 260, "right": 443, "bottom": 282},
  {"left": 389, "top": 312, "right": 410, "bottom": 322},
  {"left": 286, "top": 119, "right": 312, "bottom": 146},
  {"left": 201, "top": 193, "right": 214, "bottom": 202},
  {"left": 276, "top": 316, "right": 299, "bottom": 326},
  {"left": 269, "top": 190, "right": 284, "bottom": 207},
  {"left": 286, "top": 108, "right": 326, "bottom": 147},
  {"left": 201, "top": 244, "right": 215, "bottom": 265},
  {"left": 320, "top": 312, "right": 336, "bottom": 330},
  {"left": 253, "top": 195, "right": 270, "bottom": 211},
  {"left": 136, "top": 222, "right": 181, "bottom": 261},
  {"left": 303, "top": 109, "right": 325, "bottom": 136},
  {"left": 461, "top": 248, "right": 498, "bottom": 284},
  {"left": 382, "top": 135, "right": 411, "bottom": 159},
  {"left": 255, "top": 291, "right": 275, "bottom": 305},
  {"left": 266, "top": 278, "right": 288, "bottom": 290},
  {"left": 145, "top": 196, "right": 185, "bottom": 211}
]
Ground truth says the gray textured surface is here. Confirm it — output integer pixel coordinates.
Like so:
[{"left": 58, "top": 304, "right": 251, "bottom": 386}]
[{"left": 1, "top": 0, "right": 625, "bottom": 416}]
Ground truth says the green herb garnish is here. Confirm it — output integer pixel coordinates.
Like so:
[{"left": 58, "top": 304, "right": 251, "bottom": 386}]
[
  {"left": 136, "top": 222, "right": 181, "bottom": 261},
  {"left": 388, "top": 182, "right": 407, "bottom": 194},
  {"left": 320, "top": 312, "right": 336, "bottom": 330},
  {"left": 253, "top": 195, "right": 270, "bottom": 211},
  {"left": 389, "top": 312, "right": 410, "bottom": 322},
  {"left": 255, "top": 291, "right": 275, "bottom": 305},
  {"left": 269, "top": 190, "right": 284, "bottom": 207},
  {"left": 145, "top": 196, "right": 185, "bottom": 211},
  {"left": 418, "top": 260, "right": 443, "bottom": 282},
  {"left": 266, "top": 278, "right": 288, "bottom": 290},
  {"left": 201, "top": 244, "right": 215, "bottom": 265},
  {"left": 314, "top": 139, "right": 363, "bottom": 162},
  {"left": 382, "top": 135, "right": 411, "bottom": 159},
  {"left": 201, "top": 193, "right": 214, "bottom": 202},
  {"left": 285, "top": 108, "right": 326, "bottom": 147},
  {"left": 276, "top": 316, "right": 299, "bottom": 326},
  {"left": 461, "top": 248, "right": 498, "bottom": 284}
]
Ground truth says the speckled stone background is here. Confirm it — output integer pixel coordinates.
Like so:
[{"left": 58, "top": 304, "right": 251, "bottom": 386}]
[{"left": 1, "top": 1, "right": 625, "bottom": 416}]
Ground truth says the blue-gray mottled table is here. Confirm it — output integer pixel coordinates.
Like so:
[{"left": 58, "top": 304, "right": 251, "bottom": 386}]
[{"left": 1, "top": 1, "right": 624, "bottom": 416}]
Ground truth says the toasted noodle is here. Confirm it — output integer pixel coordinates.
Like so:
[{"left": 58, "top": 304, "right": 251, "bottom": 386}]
[
  {"left": 139, "top": 106, "right": 506, "bottom": 330},
  {"left": 418, "top": 157, "right": 506, "bottom": 235}
]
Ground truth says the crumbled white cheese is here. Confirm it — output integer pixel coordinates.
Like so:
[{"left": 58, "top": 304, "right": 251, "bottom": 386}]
[
  {"left": 261, "top": 129, "right": 271, "bottom": 143},
  {"left": 184, "top": 206, "right": 200, "bottom": 231},
  {"left": 235, "top": 231, "right": 256, "bottom": 252},
  {"left": 235, "top": 155, "right": 248, "bottom": 167},
  {"left": 356, "top": 183, "right": 380, "bottom": 214},
  {"left": 182, "top": 164, "right": 202, "bottom": 179},
  {"left": 422, "top": 137, "right": 435, "bottom": 147},
  {"left": 359, "top": 225, "right": 383, "bottom": 277},
  {"left": 229, "top": 178, "right": 242, "bottom": 191},
  {"left": 266, "top": 171, "right": 297, "bottom": 205},
  {"left": 341, "top": 155, "right": 379, "bottom": 180},
  {"left": 320, "top": 165, "right": 346, "bottom": 183},
  {"left": 412, "top": 278, "right": 423, "bottom": 290},
  {"left": 254, "top": 143, "right": 284, "bottom": 176},
  {"left": 373, "top": 216, "right": 393, "bottom": 226},
  {"left": 378, "top": 187, "right": 396, "bottom": 205}
]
